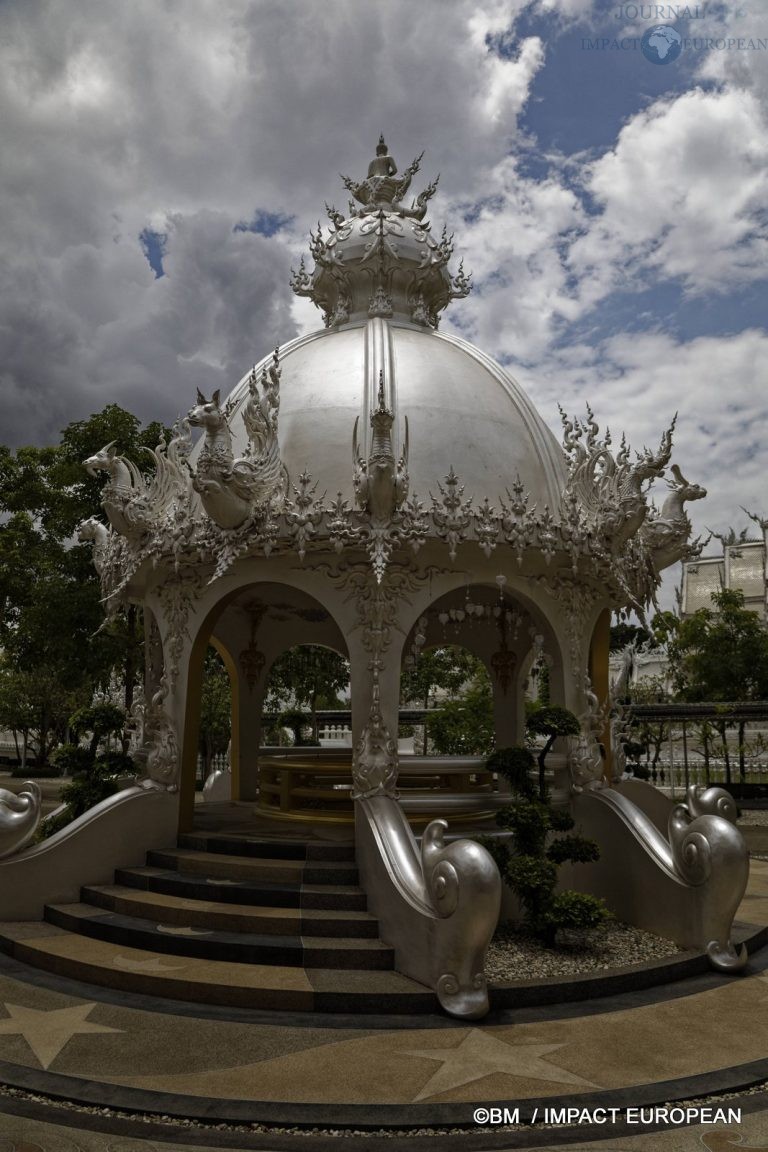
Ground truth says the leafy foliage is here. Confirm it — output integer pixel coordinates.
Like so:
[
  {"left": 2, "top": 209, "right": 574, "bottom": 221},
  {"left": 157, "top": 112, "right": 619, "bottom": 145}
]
[
  {"left": 0, "top": 405, "right": 169, "bottom": 764},
  {"left": 609, "top": 622, "right": 652, "bottom": 651},
  {"left": 486, "top": 746, "right": 536, "bottom": 797},
  {"left": 427, "top": 676, "right": 494, "bottom": 756},
  {"left": 526, "top": 705, "right": 581, "bottom": 799},
  {"left": 41, "top": 703, "right": 134, "bottom": 837},
  {"left": 667, "top": 589, "right": 768, "bottom": 702},
  {"left": 401, "top": 646, "right": 489, "bottom": 755},
  {"left": 489, "top": 746, "right": 608, "bottom": 947},
  {"left": 264, "top": 646, "right": 349, "bottom": 742},
  {"left": 199, "top": 650, "right": 231, "bottom": 775}
]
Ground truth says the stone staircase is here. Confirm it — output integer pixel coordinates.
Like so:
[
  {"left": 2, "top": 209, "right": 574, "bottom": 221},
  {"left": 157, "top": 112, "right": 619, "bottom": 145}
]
[{"left": 0, "top": 831, "right": 438, "bottom": 1013}]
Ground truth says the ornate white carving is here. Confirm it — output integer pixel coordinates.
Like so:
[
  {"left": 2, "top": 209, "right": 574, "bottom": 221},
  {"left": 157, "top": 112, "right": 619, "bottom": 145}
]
[
  {"left": 132, "top": 673, "right": 179, "bottom": 791},
  {"left": 187, "top": 351, "right": 285, "bottom": 531},
  {"left": 431, "top": 467, "right": 472, "bottom": 561},
  {"left": 559, "top": 405, "right": 675, "bottom": 550},
  {"left": 76, "top": 517, "right": 111, "bottom": 574},
  {"left": 155, "top": 575, "right": 202, "bottom": 688},
  {"left": 352, "top": 681, "right": 398, "bottom": 800},
  {"left": 420, "top": 819, "right": 500, "bottom": 1018},
  {"left": 640, "top": 463, "right": 707, "bottom": 573},
  {"left": 285, "top": 470, "right": 326, "bottom": 561},
  {"left": 83, "top": 421, "right": 193, "bottom": 541},
  {"left": 668, "top": 801, "right": 748, "bottom": 971},
  {"left": 292, "top": 138, "right": 471, "bottom": 333},
  {"left": 569, "top": 675, "right": 608, "bottom": 792}
]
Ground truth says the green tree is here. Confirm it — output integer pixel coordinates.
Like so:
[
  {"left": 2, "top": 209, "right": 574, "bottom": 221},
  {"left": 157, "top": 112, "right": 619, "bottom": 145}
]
[
  {"left": 610, "top": 622, "right": 652, "bottom": 652},
  {"left": 428, "top": 674, "right": 494, "bottom": 756},
  {"left": 199, "top": 650, "right": 232, "bottom": 778},
  {"left": 669, "top": 589, "right": 768, "bottom": 702},
  {"left": 400, "top": 646, "right": 484, "bottom": 754},
  {"left": 667, "top": 589, "right": 768, "bottom": 781},
  {"left": 0, "top": 405, "right": 166, "bottom": 762},
  {"left": 264, "top": 646, "right": 349, "bottom": 743},
  {"left": 626, "top": 674, "right": 669, "bottom": 780}
]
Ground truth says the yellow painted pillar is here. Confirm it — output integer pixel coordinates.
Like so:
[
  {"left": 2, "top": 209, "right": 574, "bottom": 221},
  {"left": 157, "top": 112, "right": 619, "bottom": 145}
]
[{"left": 589, "top": 608, "right": 612, "bottom": 782}]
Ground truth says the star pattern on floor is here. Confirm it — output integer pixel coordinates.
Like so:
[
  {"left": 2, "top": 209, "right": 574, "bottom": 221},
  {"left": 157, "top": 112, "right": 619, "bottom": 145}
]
[
  {"left": 113, "top": 955, "right": 186, "bottom": 972},
  {"left": 0, "top": 1001, "right": 122, "bottom": 1070},
  {"left": 156, "top": 924, "right": 212, "bottom": 936},
  {"left": 404, "top": 1029, "right": 598, "bottom": 1101}
]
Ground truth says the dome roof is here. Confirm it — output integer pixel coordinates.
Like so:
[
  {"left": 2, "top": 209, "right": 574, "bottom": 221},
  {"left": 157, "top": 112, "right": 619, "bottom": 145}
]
[
  {"left": 87, "top": 139, "right": 683, "bottom": 613},
  {"left": 189, "top": 137, "right": 566, "bottom": 519},
  {"left": 213, "top": 317, "right": 567, "bottom": 512}
]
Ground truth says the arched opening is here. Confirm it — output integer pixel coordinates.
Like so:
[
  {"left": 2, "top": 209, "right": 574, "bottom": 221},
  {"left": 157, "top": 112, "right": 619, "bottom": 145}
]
[
  {"left": 400, "top": 644, "right": 493, "bottom": 757},
  {"left": 178, "top": 581, "right": 348, "bottom": 831},
  {"left": 195, "top": 641, "right": 236, "bottom": 791},
  {"left": 401, "top": 583, "right": 564, "bottom": 752},
  {"left": 262, "top": 644, "right": 350, "bottom": 748}
]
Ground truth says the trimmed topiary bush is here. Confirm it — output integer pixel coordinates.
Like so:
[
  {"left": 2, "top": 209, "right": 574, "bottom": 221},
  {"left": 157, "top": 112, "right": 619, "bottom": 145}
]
[
  {"left": 490, "top": 749, "right": 608, "bottom": 947},
  {"left": 487, "top": 746, "right": 537, "bottom": 798}
]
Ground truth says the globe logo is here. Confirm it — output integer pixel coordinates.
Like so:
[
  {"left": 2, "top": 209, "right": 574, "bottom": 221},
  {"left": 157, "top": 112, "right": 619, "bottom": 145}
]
[{"left": 641, "top": 24, "right": 683, "bottom": 64}]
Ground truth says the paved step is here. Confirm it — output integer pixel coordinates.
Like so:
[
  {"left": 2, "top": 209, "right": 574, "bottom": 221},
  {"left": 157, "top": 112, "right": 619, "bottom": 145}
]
[
  {"left": 44, "top": 902, "right": 394, "bottom": 969},
  {"left": 177, "top": 832, "right": 356, "bottom": 862},
  {"left": 146, "top": 848, "right": 360, "bottom": 887},
  {"left": 0, "top": 923, "right": 437, "bottom": 1013},
  {"left": 80, "top": 883, "right": 379, "bottom": 937},
  {"left": 114, "top": 865, "right": 369, "bottom": 910},
  {"left": 0, "top": 832, "right": 437, "bottom": 1013}
]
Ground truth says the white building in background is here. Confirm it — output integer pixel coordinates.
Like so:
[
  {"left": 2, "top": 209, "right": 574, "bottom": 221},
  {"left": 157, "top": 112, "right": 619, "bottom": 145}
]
[
  {"left": 609, "top": 520, "right": 768, "bottom": 695},
  {"left": 681, "top": 522, "right": 768, "bottom": 621}
]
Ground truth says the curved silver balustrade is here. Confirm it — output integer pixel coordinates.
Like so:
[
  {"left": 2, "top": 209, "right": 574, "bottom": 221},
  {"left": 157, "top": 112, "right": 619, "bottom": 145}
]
[
  {"left": 570, "top": 784, "right": 749, "bottom": 973},
  {"left": 355, "top": 796, "right": 501, "bottom": 1018},
  {"left": 0, "top": 782, "right": 42, "bottom": 860}
]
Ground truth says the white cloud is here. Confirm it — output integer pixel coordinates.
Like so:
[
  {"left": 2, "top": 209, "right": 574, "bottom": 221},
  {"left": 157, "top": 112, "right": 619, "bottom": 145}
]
[
  {"left": 0, "top": 0, "right": 551, "bottom": 446},
  {"left": 570, "top": 87, "right": 768, "bottom": 302},
  {"left": 523, "top": 327, "right": 768, "bottom": 546}
]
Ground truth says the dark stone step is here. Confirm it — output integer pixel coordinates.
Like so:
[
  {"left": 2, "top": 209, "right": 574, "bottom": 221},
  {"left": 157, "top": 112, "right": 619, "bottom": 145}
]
[
  {"left": 114, "top": 866, "right": 369, "bottom": 911},
  {"left": 44, "top": 904, "right": 394, "bottom": 970},
  {"left": 146, "top": 848, "right": 359, "bottom": 887},
  {"left": 81, "top": 883, "right": 380, "bottom": 938},
  {"left": 178, "top": 833, "right": 356, "bottom": 862},
  {"left": 0, "top": 923, "right": 436, "bottom": 1013}
]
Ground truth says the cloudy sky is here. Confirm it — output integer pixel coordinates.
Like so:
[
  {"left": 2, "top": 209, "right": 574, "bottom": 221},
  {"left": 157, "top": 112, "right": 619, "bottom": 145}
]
[{"left": 1, "top": 0, "right": 766, "bottom": 599}]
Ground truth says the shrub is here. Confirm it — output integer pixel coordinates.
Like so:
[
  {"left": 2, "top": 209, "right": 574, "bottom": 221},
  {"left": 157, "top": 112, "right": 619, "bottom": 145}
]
[
  {"left": 543, "top": 891, "right": 609, "bottom": 937},
  {"left": 526, "top": 706, "right": 581, "bottom": 800},
  {"left": 496, "top": 798, "right": 549, "bottom": 855},
  {"left": 493, "top": 788, "right": 608, "bottom": 947},
  {"left": 547, "top": 834, "right": 601, "bottom": 866},
  {"left": 51, "top": 744, "right": 95, "bottom": 777},
  {"left": 487, "top": 746, "right": 536, "bottom": 798},
  {"left": 40, "top": 750, "right": 135, "bottom": 839}
]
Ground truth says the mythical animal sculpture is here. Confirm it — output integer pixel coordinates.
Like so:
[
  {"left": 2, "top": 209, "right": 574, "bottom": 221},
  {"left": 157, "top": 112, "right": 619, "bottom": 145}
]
[
  {"left": 76, "top": 517, "right": 111, "bottom": 574},
  {"left": 352, "top": 371, "right": 409, "bottom": 524},
  {"left": 640, "top": 463, "right": 707, "bottom": 572},
  {"left": 84, "top": 442, "right": 145, "bottom": 536},
  {"left": 0, "top": 781, "right": 42, "bottom": 859},
  {"left": 83, "top": 421, "right": 192, "bottom": 539},
  {"left": 188, "top": 351, "right": 284, "bottom": 531},
  {"left": 560, "top": 406, "right": 676, "bottom": 550}
]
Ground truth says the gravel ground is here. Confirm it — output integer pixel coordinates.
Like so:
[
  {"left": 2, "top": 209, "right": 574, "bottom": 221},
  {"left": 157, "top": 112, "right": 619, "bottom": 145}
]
[
  {"left": 739, "top": 810, "right": 768, "bottom": 825},
  {"left": 485, "top": 921, "right": 682, "bottom": 982}
]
